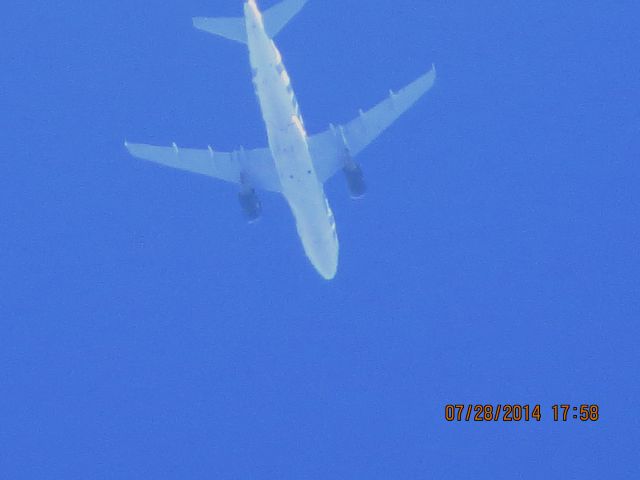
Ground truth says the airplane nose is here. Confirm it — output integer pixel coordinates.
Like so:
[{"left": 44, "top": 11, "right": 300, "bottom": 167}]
[
  {"left": 308, "top": 238, "right": 338, "bottom": 280},
  {"left": 316, "top": 258, "right": 337, "bottom": 280}
]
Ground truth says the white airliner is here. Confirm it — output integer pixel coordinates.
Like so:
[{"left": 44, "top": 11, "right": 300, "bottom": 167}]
[{"left": 125, "top": 0, "right": 436, "bottom": 280}]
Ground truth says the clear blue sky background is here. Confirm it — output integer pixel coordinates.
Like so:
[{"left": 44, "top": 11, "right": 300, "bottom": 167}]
[{"left": 2, "top": 0, "right": 639, "bottom": 478}]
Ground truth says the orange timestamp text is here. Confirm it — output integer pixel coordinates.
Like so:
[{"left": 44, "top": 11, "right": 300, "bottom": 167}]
[{"left": 444, "top": 404, "right": 600, "bottom": 422}]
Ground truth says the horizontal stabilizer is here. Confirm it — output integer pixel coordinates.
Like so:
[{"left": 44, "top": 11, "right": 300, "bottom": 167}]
[
  {"left": 263, "top": 0, "right": 308, "bottom": 37},
  {"left": 192, "top": 16, "right": 247, "bottom": 43},
  {"left": 193, "top": 0, "right": 308, "bottom": 43}
]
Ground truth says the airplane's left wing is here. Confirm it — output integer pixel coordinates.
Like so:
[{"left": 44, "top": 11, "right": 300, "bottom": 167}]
[
  {"left": 125, "top": 142, "right": 282, "bottom": 193},
  {"left": 308, "top": 66, "right": 436, "bottom": 183}
]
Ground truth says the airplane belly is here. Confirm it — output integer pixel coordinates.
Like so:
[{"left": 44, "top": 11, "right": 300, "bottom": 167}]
[
  {"left": 244, "top": 5, "right": 339, "bottom": 279},
  {"left": 290, "top": 196, "right": 339, "bottom": 280},
  {"left": 273, "top": 134, "right": 339, "bottom": 280},
  {"left": 285, "top": 177, "right": 339, "bottom": 280}
]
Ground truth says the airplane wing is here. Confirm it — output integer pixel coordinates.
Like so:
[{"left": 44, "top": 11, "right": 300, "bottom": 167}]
[
  {"left": 124, "top": 142, "right": 282, "bottom": 193},
  {"left": 307, "top": 66, "right": 436, "bottom": 183}
]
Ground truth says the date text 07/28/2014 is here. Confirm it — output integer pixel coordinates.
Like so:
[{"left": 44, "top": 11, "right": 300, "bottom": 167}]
[{"left": 444, "top": 404, "right": 600, "bottom": 422}]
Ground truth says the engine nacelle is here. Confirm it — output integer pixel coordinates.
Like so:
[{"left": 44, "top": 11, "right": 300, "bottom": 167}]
[
  {"left": 238, "top": 188, "right": 262, "bottom": 222},
  {"left": 343, "top": 163, "right": 366, "bottom": 199}
]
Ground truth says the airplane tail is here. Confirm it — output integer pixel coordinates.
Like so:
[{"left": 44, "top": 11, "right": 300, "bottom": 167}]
[{"left": 193, "top": 0, "right": 308, "bottom": 44}]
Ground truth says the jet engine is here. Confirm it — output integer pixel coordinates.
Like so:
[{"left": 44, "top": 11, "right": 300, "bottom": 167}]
[
  {"left": 238, "top": 188, "right": 262, "bottom": 222},
  {"left": 342, "top": 162, "right": 366, "bottom": 199}
]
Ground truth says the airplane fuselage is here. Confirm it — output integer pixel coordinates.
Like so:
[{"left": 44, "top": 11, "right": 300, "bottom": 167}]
[{"left": 244, "top": 1, "right": 338, "bottom": 279}]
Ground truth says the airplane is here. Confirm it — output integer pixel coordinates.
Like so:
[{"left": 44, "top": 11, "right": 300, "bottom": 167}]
[{"left": 125, "top": 0, "right": 436, "bottom": 280}]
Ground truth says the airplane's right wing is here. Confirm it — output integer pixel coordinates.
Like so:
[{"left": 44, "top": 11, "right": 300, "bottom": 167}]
[
  {"left": 125, "top": 142, "right": 282, "bottom": 193},
  {"left": 308, "top": 66, "right": 437, "bottom": 183}
]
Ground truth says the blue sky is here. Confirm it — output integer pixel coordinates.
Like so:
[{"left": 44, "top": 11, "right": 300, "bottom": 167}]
[{"left": 2, "top": 0, "right": 639, "bottom": 478}]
